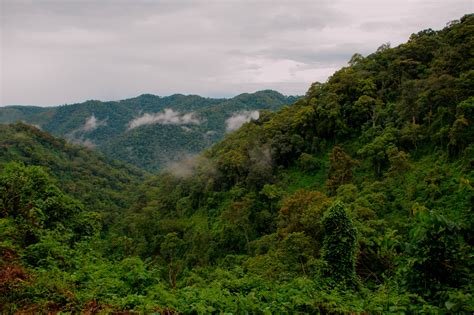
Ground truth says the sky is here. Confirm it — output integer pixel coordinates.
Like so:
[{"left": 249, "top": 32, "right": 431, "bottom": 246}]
[{"left": 0, "top": 0, "right": 472, "bottom": 106}]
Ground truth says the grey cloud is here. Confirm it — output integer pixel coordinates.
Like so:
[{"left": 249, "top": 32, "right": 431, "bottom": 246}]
[
  {"left": 359, "top": 20, "right": 404, "bottom": 32},
  {"left": 128, "top": 109, "right": 200, "bottom": 130},
  {"left": 226, "top": 110, "right": 260, "bottom": 132},
  {"left": 1, "top": 0, "right": 471, "bottom": 106},
  {"left": 256, "top": 44, "right": 368, "bottom": 66}
]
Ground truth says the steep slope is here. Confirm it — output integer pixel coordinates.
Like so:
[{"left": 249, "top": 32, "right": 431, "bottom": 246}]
[
  {"left": 1, "top": 90, "right": 297, "bottom": 171},
  {"left": 111, "top": 14, "right": 473, "bottom": 312},
  {"left": 0, "top": 123, "right": 146, "bottom": 223}
]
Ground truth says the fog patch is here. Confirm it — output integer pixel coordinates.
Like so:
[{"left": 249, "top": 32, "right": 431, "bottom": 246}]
[
  {"left": 249, "top": 144, "right": 273, "bottom": 170},
  {"left": 247, "top": 144, "right": 274, "bottom": 185},
  {"left": 128, "top": 109, "right": 200, "bottom": 130},
  {"left": 69, "top": 137, "right": 96, "bottom": 149},
  {"left": 226, "top": 110, "right": 259, "bottom": 131},
  {"left": 164, "top": 155, "right": 217, "bottom": 179},
  {"left": 63, "top": 115, "right": 106, "bottom": 146},
  {"left": 83, "top": 115, "right": 107, "bottom": 132}
]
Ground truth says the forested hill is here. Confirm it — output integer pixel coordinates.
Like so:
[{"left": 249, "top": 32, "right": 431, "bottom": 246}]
[
  {"left": 0, "top": 90, "right": 297, "bottom": 171},
  {"left": 0, "top": 123, "right": 145, "bottom": 223},
  {"left": 1, "top": 14, "right": 473, "bottom": 313}
]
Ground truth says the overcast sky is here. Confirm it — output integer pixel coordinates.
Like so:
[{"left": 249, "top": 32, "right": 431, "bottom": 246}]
[{"left": 0, "top": 0, "right": 471, "bottom": 106}]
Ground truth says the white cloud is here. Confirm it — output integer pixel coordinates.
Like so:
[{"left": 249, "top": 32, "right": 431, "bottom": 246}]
[
  {"left": 128, "top": 108, "right": 200, "bottom": 130},
  {"left": 226, "top": 110, "right": 260, "bottom": 132},
  {"left": 165, "top": 154, "right": 217, "bottom": 179},
  {"left": 63, "top": 115, "right": 105, "bottom": 145},
  {"left": 69, "top": 137, "right": 96, "bottom": 149},
  {"left": 83, "top": 115, "right": 106, "bottom": 132}
]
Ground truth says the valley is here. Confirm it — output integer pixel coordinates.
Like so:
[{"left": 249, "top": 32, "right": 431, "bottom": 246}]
[
  {"left": 1, "top": 90, "right": 297, "bottom": 171},
  {"left": 1, "top": 13, "right": 473, "bottom": 314}
]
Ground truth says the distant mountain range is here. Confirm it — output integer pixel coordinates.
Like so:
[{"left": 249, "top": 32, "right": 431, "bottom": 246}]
[{"left": 0, "top": 90, "right": 298, "bottom": 171}]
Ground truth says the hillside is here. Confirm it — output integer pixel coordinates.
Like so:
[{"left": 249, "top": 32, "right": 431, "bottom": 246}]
[
  {"left": 1, "top": 14, "right": 473, "bottom": 313},
  {"left": 0, "top": 123, "right": 145, "bottom": 225},
  {"left": 0, "top": 90, "right": 297, "bottom": 171}
]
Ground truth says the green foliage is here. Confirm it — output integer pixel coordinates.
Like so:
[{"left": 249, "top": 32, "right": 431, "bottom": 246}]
[
  {"left": 161, "top": 232, "right": 186, "bottom": 288},
  {"left": 0, "top": 123, "right": 144, "bottom": 228},
  {"left": 449, "top": 96, "right": 474, "bottom": 154},
  {"left": 1, "top": 91, "right": 296, "bottom": 171},
  {"left": 358, "top": 126, "right": 397, "bottom": 176},
  {"left": 403, "top": 212, "right": 472, "bottom": 299},
  {"left": 321, "top": 201, "right": 358, "bottom": 288},
  {"left": 297, "top": 152, "right": 321, "bottom": 173},
  {"left": 2, "top": 14, "right": 474, "bottom": 313},
  {"left": 0, "top": 162, "right": 100, "bottom": 248},
  {"left": 327, "top": 146, "right": 358, "bottom": 195}
]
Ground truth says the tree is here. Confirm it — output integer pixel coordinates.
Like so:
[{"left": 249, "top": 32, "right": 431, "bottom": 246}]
[
  {"left": 320, "top": 201, "right": 358, "bottom": 288},
  {"left": 0, "top": 162, "right": 92, "bottom": 243},
  {"left": 1, "top": 162, "right": 51, "bottom": 223},
  {"left": 349, "top": 53, "right": 364, "bottom": 66},
  {"left": 278, "top": 189, "right": 328, "bottom": 241},
  {"left": 358, "top": 127, "right": 398, "bottom": 176},
  {"left": 404, "top": 212, "right": 471, "bottom": 299},
  {"left": 326, "top": 146, "right": 358, "bottom": 195},
  {"left": 270, "top": 132, "right": 304, "bottom": 166},
  {"left": 448, "top": 97, "right": 474, "bottom": 154},
  {"left": 220, "top": 197, "right": 253, "bottom": 248},
  {"left": 160, "top": 232, "right": 185, "bottom": 288}
]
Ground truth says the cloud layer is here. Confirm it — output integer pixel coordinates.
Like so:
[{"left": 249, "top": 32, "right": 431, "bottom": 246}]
[
  {"left": 1, "top": 0, "right": 471, "bottom": 106},
  {"left": 226, "top": 110, "right": 260, "bottom": 132},
  {"left": 128, "top": 108, "right": 200, "bottom": 130}
]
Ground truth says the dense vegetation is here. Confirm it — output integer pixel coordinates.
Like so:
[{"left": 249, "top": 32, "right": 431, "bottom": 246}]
[
  {"left": 0, "top": 123, "right": 145, "bottom": 221},
  {"left": 0, "top": 90, "right": 296, "bottom": 171},
  {"left": 1, "top": 15, "right": 473, "bottom": 313}
]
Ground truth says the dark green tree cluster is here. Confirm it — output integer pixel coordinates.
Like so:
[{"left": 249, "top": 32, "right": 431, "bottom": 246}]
[
  {"left": 320, "top": 201, "right": 358, "bottom": 288},
  {"left": 0, "top": 123, "right": 145, "bottom": 227}
]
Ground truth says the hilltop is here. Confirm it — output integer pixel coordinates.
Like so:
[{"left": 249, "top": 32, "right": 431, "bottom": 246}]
[{"left": 1, "top": 90, "right": 297, "bottom": 171}]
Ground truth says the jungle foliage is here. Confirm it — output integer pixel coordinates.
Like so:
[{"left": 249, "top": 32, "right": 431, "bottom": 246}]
[
  {"left": 0, "top": 90, "right": 296, "bottom": 171},
  {"left": 1, "top": 14, "right": 473, "bottom": 313}
]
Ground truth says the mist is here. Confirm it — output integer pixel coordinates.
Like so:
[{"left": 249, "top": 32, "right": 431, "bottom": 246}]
[
  {"left": 128, "top": 109, "right": 201, "bottom": 130},
  {"left": 226, "top": 111, "right": 260, "bottom": 132}
]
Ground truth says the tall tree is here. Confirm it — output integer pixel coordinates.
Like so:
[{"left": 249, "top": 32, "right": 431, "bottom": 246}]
[{"left": 321, "top": 201, "right": 358, "bottom": 288}]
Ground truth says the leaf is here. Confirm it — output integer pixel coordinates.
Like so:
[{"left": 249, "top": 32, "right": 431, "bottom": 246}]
[{"left": 445, "top": 301, "right": 455, "bottom": 310}]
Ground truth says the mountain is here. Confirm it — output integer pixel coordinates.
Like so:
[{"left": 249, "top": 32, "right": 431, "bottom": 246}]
[
  {"left": 0, "top": 90, "right": 298, "bottom": 171},
  {"left": 1, "top": 14, "right": 473, "bottom": 313},
  {"left": 0, "top": 123, "right": 145, "bottom": 225},
  {"left": 110, "top": 13, "right": 474, "bottom": 311}
]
